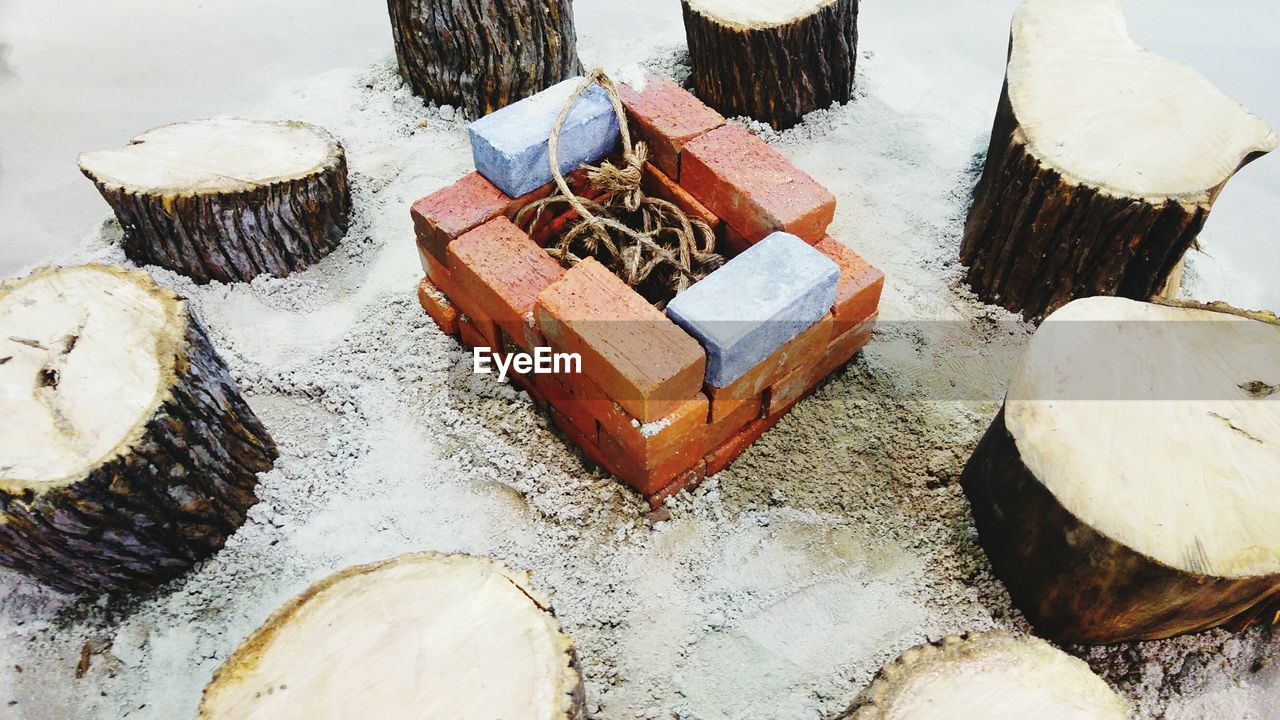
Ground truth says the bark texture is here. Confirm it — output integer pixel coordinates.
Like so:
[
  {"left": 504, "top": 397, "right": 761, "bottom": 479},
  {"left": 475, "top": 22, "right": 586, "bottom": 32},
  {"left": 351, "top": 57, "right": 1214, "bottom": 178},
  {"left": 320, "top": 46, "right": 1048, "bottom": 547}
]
[
  {"left": 387, "top": 0, "right": 582, "bottom": 118},
  {"left": 960, "top": 87, "right": 1214, "bottom": 324},
  {"left": 0, "top": 311, "right": 277, "bottom": 595},
  {"left": 681, "top": 0, "right": 858, "bottom": 130},
  {"left": 86, "top": 154, "right": 350, "bottom": 285},
  {"left": 961, "top": 408, "right": 1280, "bottom": 644}
]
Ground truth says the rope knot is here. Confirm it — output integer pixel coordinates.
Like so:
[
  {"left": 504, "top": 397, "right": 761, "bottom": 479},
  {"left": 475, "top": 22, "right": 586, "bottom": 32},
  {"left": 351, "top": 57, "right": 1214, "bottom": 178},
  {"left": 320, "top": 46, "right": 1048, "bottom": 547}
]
[{"left": 587, "top": 142, "right": 648, "bottom": 212}]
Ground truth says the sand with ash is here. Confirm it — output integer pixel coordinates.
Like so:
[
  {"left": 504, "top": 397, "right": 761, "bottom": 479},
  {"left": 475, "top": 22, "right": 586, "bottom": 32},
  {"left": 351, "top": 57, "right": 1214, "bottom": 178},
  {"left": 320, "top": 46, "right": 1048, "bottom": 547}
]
[{"left": 1, "top": 43, "right": 1277, "bottom": 720}]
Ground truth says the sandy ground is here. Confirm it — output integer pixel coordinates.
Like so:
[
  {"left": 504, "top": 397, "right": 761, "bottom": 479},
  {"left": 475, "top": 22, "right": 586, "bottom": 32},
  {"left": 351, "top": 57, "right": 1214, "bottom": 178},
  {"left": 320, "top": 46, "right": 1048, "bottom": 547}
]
[{"left": 1, "top": 1, "right": 1278, "bottom": 719}]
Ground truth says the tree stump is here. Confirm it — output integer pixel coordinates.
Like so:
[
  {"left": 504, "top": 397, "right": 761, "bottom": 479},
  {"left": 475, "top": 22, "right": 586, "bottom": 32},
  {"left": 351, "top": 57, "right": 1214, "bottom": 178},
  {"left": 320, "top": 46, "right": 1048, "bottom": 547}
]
[
  {"left": 838, "top": 632, "right": 1127, "bottom": 719},
  {"left": 960, "top": 0, "right": 1276, "bottom": 323},
  {"left": 962, "top": 296, "right": 1280, "bottom": 643},
  {"left": 79, "top": 118, "right": 351, "bottom": 284},
  {"left": 198, "top": 554, "right": 585, "bottom": 719},
  {"left": 0, "top": 265, "right": 277, "bottom": 595},
  {"left": 681, "top": 0, "right": 858, "bottom": 130},
  {"left": 387, "top": 0, "right": 582, "bottom": 118}
]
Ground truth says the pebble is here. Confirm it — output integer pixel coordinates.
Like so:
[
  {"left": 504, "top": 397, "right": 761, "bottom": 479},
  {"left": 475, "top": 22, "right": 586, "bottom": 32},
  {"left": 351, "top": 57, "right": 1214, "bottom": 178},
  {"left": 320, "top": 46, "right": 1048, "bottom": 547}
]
[{"left": 646, "top": 508, "right": 672, "bottom": 525}]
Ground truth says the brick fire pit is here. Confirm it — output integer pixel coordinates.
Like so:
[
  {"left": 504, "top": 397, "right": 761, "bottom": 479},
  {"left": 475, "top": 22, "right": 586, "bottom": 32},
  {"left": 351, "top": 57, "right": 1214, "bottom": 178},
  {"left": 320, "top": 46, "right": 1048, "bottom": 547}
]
[{"left": 411, "top": 73, "right": 883, "bottom": 507}]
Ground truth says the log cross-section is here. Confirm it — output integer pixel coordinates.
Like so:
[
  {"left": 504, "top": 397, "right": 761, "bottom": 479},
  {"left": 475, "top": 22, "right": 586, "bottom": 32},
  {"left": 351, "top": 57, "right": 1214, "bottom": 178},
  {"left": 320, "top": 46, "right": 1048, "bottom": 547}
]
[
  {"left": 960, "top": 0, "right": 1276, "bottom": 322},
  {"left": 198, "top": 554, "right": 586, "bottom": 719},
  {"left": 962, "top": 297, "right": 1280, "bottom": 643},
  {"left": 0, "top": 264, "right": 277, "bottom": 594},
  {"left": 79, "top": 118, "right": 351, "bottom": 284},
  {"left": 838, "top": 632, "right": 1128, "bottom": 719},
  {"left": 387, "top": 0, "right": 583, "bottom": 118},
  {"left": 681, "top": 0, "right": 859, "bottom": 130}
]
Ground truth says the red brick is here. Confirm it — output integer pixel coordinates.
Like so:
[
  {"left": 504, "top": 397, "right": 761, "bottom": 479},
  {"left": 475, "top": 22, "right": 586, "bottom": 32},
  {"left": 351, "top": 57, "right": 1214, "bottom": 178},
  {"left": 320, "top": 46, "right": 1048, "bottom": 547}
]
[
  {"left": 765, "top": 366, "right": 815, "bottom": 420},
  {"left": 535, "top": 257, "right": 706, "bottom": 422},
  {"left": 412, "top": 172, "right": 511, "bottom": 261},
  {"left": 767, "top": 315, "right": 876, "bottom": 415},
  {"left": 814, "top": 236, "right": 885, "bottom": 334},
  {"left": 598, "top": 393, "right": 709, "bottom": 470},
  {"left": 421, "top": 246, "right": 455, "bottom": 293},
  {"left": 641, "top": 163, "right": 722, "bottom": 235},
  {"left": 707, "top": 315, "right": 834, "bottom": 402},
  {"left": 820, "top": 313, "right": 876, "bottom": 376},
  {"left": 417, "top": 276, "right": 458, "bottom": 335},
  {"left": 550, "top": 405, "right": 614, "bottom": 473},
  {"left": 411, "top": 168, "right": 592, "bottom": 265},
  {"left": 498, "top": 329, "right": 551, "bottom": 408},
  {"left": 424, "top": 250, "right": 498, "bottom": 346},
  {"left": 542, "top": 371, "right": 599, "bottom": 444},
  {"left": 703, "top": 392, "right": 763, "bottom": 452},
  {"left": 706, "top": 415, "right": 779, "bottom": 477},
  {"left": 647, "top": 461, "right": 708, "bottom": 509},
  {"left": 700, "top": 389, "right": 771, "bottom": 476},
  {"left": 616, "top": 72, "right": 725, "bottom": 179},
  {"left": 597, "top": 384, "right": 759, "bottom": 488},
  {"left": 556, "top": 371, "right": 656, "bottom": 452},
  {"left": 458, "top": 313, "right": 490, "bottom": 350},
  {"left": 681, "top": 124, "right": 835, "bottom": 244},
  {"left": 600, "top": 430, "right": 704, "bottom": 496},
  {"left": 512, "top": 315, "right": 548, "bottom": 354},
  {"left": 448, "top": 216, "right": 566, "bottom": 344},
  {"left": 708, "top": 391, "right": 755, "bottom": 424}
]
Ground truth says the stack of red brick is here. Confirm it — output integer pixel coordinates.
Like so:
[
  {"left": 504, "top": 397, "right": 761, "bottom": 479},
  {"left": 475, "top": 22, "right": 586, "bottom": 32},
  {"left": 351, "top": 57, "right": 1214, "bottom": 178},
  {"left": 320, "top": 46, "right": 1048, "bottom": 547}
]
[{"left": 412, "top": 73, "right": 884, "bottom": 507}]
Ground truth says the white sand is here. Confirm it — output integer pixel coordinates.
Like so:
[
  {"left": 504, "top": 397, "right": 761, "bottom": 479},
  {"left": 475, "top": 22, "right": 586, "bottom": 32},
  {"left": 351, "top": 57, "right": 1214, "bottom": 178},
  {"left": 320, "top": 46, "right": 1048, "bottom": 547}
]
[{"left": 1, "top": 2, "right": 1278, "bottom": 719}]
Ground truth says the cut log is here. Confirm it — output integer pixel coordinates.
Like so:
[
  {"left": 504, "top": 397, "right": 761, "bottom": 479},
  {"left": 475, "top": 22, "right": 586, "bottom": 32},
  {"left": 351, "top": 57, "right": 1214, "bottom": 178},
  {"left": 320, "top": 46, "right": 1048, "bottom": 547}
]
[
  {"left": 960, "top": 0, "right": 1276, "bottom": 323},
  {"left": 838, "top": 631, "right": 1127, "bottom": 719},
  {"left": 79, "top": 118, "right": 350, "bottom": 284},
  {"left": 198, "top": 553, "right": 585, "bottom": 720},
  {"left": 0, "top": 265, "right": 276, "bottom": 594},
  {"left": 681, "top": 0, "right": 858, "bottom": 130},
  {"left": 962, "top": 296, "right": 1280, "bottom": 643},
  {"left": 387, "top": 0, "right": 582, "bottom": 118}
]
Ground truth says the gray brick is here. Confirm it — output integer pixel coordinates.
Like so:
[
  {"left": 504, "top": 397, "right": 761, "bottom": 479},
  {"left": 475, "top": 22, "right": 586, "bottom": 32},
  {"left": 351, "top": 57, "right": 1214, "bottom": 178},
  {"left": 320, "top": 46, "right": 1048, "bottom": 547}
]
[
  {"left": 666, "top": 232, "right": 839, "bottom": 387},
  {"left": 468, "top": 77, "right": 620, "bottom": 198}
]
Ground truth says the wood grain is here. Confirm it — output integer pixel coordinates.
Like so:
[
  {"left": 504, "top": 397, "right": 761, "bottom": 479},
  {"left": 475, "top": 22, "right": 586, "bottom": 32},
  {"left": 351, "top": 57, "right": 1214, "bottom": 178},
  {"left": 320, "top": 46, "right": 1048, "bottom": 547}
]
[{"left": 388, "top": 0, "right": 582, "bottom": 117}]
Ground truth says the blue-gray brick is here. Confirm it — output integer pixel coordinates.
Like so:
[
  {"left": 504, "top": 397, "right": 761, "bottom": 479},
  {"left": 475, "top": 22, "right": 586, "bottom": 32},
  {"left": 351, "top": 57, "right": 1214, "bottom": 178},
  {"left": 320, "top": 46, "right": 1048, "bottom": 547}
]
[
  {"left": 666, "top": 232, "right": 839, "bottom": 387},
  {"left": 468, "top": 77, "right": 620, "bottom": 198}
]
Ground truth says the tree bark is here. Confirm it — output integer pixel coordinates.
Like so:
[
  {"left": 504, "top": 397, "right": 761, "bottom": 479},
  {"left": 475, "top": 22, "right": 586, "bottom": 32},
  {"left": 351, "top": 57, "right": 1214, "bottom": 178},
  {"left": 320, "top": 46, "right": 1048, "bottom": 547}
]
[
  {"left": 387, "top": 0, "right": 583, "bottom": 118},
  {"left": 681, "top": 0, "right": 858, "bottom": 131},
  {"left": 198, "top": 554, "right": 586, "bottom": 719},
  {"left": 838, "top": 632, "right": 1127, "bottom": 719},
  {"left": 963, "top": 411, "right": 1280, "bottom": 643},
  {"left": 960, "top": 297, "right": 1280, "bottom": 643},
  {"left": 79, "top": 119, "right": 350, "bottom": 285},
  {"left": 960, "top": 0, "right": 1275, "bottom": 323},
  {"left": 0, "top": 265, "right": 277, "bottom": 595},
  {"left": 959, "top": 89, "right": 1210, "bottom": 323}
]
